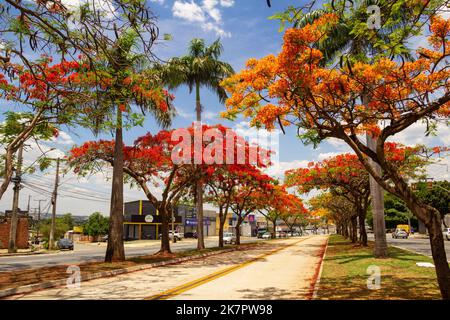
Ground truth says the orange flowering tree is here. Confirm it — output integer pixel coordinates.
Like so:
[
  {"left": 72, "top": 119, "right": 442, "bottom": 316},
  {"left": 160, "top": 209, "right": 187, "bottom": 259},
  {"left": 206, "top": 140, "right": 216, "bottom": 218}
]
[
  {"left": 309, "top": 192, "right": 356, "bottom": 239},
  {"left": 285, "top": 145, "right": 429, "bottom": 246},
  {"left": 222, "top": 14, "right": 450, "bottom": 297}
]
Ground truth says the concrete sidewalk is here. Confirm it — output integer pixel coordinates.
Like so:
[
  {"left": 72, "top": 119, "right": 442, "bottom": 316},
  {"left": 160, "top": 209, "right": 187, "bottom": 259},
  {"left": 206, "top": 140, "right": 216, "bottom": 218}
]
[{"left": 4, "top": 236, "right": 328, "bottom": 300}]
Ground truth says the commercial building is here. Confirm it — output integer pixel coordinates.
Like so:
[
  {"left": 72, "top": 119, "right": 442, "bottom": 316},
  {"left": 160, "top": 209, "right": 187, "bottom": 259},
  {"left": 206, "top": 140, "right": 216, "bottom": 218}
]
[
  {"left": 123, "top": 200, "right": 182, "bottom": 240},
  {"left": 123, "top": 201, "right": 219, "bottom": 240}
]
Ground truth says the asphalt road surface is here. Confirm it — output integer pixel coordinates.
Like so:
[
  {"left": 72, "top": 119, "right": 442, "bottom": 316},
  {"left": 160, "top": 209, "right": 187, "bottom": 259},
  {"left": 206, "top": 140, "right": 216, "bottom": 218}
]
[
  {"left": 0, "top": 237, "right": 260, "bottom": 271},
  {"left": 368, "top": 233, "right": 450, "bottom": 260}
]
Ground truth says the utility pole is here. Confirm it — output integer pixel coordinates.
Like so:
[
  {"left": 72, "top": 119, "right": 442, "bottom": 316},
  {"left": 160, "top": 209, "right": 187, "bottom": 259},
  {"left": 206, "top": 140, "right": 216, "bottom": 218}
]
[
  {"left": 34, "top": 199, "right": 45, "bottom": 243},
  {"left": 49, "top": 158, "right": 60, "bottom": 250},
  {"left": 171, "top": 207, "right": 176, "bottom": 243},
  {"left": 27, "top": 195, "right": 31, "bottom": 213},
  {"left": 8, "top": 144, "right": 24, "bottom": 253}
]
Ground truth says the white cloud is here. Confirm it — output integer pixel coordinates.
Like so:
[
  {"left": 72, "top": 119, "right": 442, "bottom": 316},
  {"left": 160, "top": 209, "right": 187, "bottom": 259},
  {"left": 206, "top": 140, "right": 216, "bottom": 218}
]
[
  {"left": 264, "top": 159, "right": 309, "bottom": 179},
  {"left": 173, "top": 1, "right": 206, "bottom": 23},
  {"left": 172, "top": 0, "right": 232, "bottom": 37},
  {"left": 220, "top": 0, "right": 234, "bottom": 7}
]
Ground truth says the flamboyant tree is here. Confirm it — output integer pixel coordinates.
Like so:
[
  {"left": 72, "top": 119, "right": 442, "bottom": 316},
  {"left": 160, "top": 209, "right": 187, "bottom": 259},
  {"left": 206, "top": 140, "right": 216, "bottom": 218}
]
[
  {"left": 309, "top": 192, "right": 356, "bottom": 240},
  {"left": 256, "top": 185, "right": 307, "bottom": 239},
  {"left": 221, "top": 14, "right": 450, "bottom": 298},
  {"left": 206, "top": 165, "right": 271, "bottom": 247},
  {"left": 286, "top": 153, "right": 371, "bottom": 245},
  {"left": 228, "top": 171, "right": 275, "bottom": 245},
  {"left": 285, "top": 146, "right": 426, "bottom": 246},
  {"left": 69, "top": 130, "right": 192, "bottom": 255},
  {"left": 69, "top": 124, "right": 272, "bottom": 253},
  {"left": 0, "top": 58, "right": 84, "bottom": 200}
]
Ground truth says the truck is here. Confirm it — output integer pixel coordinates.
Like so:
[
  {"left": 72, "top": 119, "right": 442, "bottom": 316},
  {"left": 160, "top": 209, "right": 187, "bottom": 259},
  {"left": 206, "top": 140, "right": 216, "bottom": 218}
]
[{"left": 396, "top": 224, "right": 410, "bottom": 234}]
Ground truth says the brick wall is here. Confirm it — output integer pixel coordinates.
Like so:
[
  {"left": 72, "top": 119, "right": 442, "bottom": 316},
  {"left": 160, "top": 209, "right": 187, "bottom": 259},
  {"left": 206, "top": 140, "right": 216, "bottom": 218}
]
[{"left": 0, "top": 217, "right": 29, "bottom": 249}]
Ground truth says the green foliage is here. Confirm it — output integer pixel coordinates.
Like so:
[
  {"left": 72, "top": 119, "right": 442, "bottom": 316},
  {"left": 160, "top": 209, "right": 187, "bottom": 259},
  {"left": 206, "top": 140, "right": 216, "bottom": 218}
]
[
  {"left": 366, "top": 192, "right": 418, "bottom": 229},
  {"left": 415, "top": 181, "right": 450, "bottom": 218},
  {"left": 39, "top": 218, "right": 71, "bottom": 242},
  {"left": 83, "top": 212, "right": 109, "bottom": 237}
]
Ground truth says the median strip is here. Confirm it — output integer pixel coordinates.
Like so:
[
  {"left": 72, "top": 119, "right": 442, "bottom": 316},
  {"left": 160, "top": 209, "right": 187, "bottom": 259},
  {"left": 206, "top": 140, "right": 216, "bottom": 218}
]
[
  {"left": 145, "top": 237, "right": 310, "bottom": 300},
  {"left": 0, "top": 245, "right": 262, "bottom": 299}
]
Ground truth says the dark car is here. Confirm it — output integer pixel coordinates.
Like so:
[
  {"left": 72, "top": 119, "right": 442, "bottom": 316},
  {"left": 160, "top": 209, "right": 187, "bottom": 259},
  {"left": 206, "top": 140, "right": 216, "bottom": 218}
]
[
  {"left": 184, "top": 232, "right": 198, "bottom": 239},
  {"left": 57, "top": 238, "right": 74, "bottom": 250}
]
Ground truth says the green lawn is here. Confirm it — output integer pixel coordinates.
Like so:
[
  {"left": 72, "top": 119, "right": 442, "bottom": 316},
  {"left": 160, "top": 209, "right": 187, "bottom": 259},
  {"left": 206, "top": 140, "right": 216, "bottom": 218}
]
[{"left": 317, "top": 234, "right": 442, "bottom": 300}]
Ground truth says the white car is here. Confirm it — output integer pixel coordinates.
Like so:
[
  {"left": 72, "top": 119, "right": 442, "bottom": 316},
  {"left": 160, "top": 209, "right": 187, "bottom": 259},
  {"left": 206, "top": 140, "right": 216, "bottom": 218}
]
[
  {"left": 392, "top": 228, "right": 409, "bottom": 239},
  {"left": 159, "top": 231, "right": 183, "bottom": 241},
  {"left": 262, "top": 232, "right": 271, "bottom": 240},
  {"left": 444, "top": 228, "right": 450, "bottom": 241},
  {"left": 223, "top": 232, "right": 236, "bottom": 244}
]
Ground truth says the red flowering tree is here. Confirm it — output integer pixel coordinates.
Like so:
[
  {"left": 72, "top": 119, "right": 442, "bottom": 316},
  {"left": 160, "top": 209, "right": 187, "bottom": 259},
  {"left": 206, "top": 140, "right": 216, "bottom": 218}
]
[
  {"left": 227, "top": 170, "right": 275, "bottom": 245},
  {"left": 256, "top": 185, "right": 307, "bottom": 239},
  {"left": 206, "top": 166, "right": 271, "bottom": 247},
  {"left": 68, "top": 124, "right": 271, "bottom": 254},
  {"left": 0, "top": 57, "right": 84, "bottom": 200},
  {"left": 222, "top": 14, "right": 450, "bottom": 298}
]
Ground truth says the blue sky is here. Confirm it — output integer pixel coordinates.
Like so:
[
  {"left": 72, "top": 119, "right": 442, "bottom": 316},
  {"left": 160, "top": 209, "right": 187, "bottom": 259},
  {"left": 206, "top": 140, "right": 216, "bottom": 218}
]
[{"left": 1, "top": 0, "right": 449, "bottom": 216}]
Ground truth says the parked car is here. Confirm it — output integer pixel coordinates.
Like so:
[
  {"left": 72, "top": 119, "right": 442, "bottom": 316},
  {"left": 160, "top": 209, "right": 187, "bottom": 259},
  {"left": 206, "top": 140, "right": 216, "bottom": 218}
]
[
  {"left": 257, "top": 229, "right": 268, "bottom": 238},
  {"left": 100, "top": 235, "right": 108, "bottom": 242},
  {"left": 159, "top": 231, "right": 183, "bottom": 241},
  {"left": 184, "top": 232, "right": 198, "bottom": 239},
  {"left": 392, "top": 228, "right": 409, "bottom": 239},
  {"left": 223, "top": 232, "right": 236, "bottom": 244},
  {"left": 57, "top": 238, "right": 74, "bottom": 250},
  {"left": 444, "top": 228, "right": 450, "bottom": 241},
  {"left": 262, "top": 232, "right": 271, "bottom": 240}
]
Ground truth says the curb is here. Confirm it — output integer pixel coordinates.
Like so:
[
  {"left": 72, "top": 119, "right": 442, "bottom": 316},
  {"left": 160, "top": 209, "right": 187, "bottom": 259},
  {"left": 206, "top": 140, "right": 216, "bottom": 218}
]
[
  {"left": 0, "top": 247, "right": 244, "bottom": 299},
  {"left": 310, "top": 236, "right": 329, "bottom": 300},
  {"left": 0, "top": 251, "right": 49, "bottom": 257}
]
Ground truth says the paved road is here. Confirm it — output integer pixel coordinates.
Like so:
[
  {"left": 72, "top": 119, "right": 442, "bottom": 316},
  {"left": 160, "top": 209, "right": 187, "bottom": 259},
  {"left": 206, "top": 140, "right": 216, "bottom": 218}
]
[
  {"left": 5, "top": 236, "right": 328, "bottom": 300},
  {"left": 368, "top": 233, "right": 450, "bottom": 259},
  {"left": 0, "top": 237, "right": 260, "bottom": 271}
]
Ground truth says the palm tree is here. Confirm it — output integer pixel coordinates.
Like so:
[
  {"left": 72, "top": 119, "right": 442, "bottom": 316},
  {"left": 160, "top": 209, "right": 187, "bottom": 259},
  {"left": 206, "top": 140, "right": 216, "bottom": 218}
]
[
  {"left": 162, "top": 38, "right": 234, "bottom": 249},
  {"left": 83, "top": 30, "right": 173, "bottom": 262},
  {"left": 290, "top": 0, "right": 442, "bottom": 257}
]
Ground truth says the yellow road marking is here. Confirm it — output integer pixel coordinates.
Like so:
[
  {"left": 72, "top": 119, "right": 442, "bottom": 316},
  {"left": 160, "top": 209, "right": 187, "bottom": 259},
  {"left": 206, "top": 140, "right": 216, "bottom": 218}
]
[{"left": 144, "top": 237, "right": 311, "bottom": 300}]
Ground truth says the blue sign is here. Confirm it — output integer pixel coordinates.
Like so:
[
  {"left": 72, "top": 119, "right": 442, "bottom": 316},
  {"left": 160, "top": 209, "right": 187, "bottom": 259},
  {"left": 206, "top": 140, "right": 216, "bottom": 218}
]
[{"left": 186, "top": 218, "right": 211, "bottom": 226}]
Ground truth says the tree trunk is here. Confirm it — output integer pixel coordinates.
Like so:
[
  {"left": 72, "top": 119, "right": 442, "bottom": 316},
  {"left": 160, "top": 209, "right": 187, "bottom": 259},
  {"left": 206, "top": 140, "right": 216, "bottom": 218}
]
[
  {"left": 272, "top": 219, "right": 277, "bottom": 239},
  {"left": 428, "top": 213, "right": 450, "bottom": 300},
  {"left": 0, "top": 148, "right": 14, "bottom": 202},
  {"left": 105, "top": 108, "right": 125, "bottom": 262},
  {"left": 195, "top": 81, "right": 205, "bottom": 250},
  {"left": 401, "top": 192, "right": 450, "bottom": 299},
  {"left": 235, "top": 216, "right": 243, "bottom": 245},
  {"left": 350, "top": 216, "right": 357, "bottom": 243},
  {"left": 358, "top": 207, "right": 368, "bottom": 246},
  {"left": 218, "top": 209, "right": 226, "bottom": 248},
  {"left": 159, "top": 205, "right": 171, "bottom": 254},
  {"left": 364, "top": 98, "right": 388, "bottom": 257}
]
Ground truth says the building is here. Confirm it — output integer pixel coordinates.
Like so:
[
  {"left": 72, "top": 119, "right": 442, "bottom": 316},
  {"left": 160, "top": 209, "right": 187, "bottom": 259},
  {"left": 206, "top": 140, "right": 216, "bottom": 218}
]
[
  {"left": 123, "top": 200, "right": 183, "bottom": 240},
  {"left": 173, "top": 205, "right": 217, "bottom": 236},
  {"left": 0, "top": 211, "right": 29, "bottom": 249}
]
